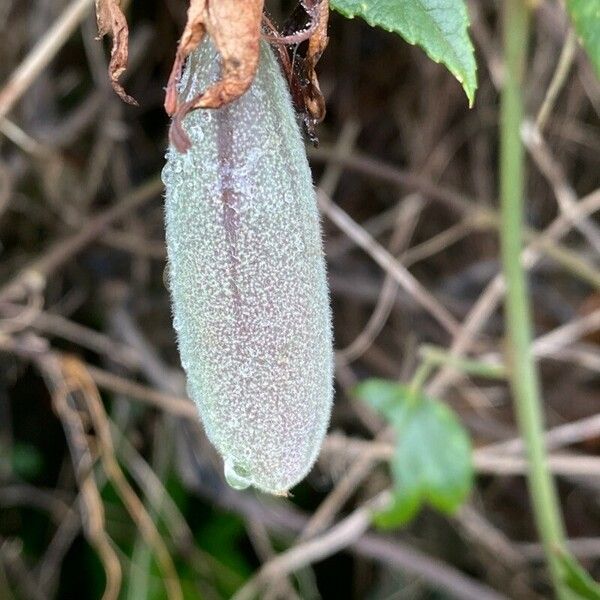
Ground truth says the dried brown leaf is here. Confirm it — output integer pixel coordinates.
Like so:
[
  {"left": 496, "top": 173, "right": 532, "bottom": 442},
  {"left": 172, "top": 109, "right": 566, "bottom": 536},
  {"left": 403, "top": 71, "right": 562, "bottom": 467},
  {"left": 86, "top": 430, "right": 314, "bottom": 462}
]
[
  {"left": 41, "top": 354, "right": 122, "bottom": 600},
  {"left": 95, "top": 0, "right": 138, "bottom": 106},
  {"left": 60, "top": 355, "right": 182, "bottom": 600},
  {"left": 166, "top": 0, "right": 264, "bottom": 151},
  {"left": 166, "top": 0, "right": 330, "bottom": 152},
  {"left": 303, "top": 0, "right": 329, "bottom": 127},
  {"left": 266, "top": 0, "right": 329, "bottom": 143}
]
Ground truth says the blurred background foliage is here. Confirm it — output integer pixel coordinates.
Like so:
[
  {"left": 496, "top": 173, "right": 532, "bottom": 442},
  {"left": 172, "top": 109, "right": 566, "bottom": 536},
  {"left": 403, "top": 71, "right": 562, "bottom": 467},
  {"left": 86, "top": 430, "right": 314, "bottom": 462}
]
[{"left": 0, "top": 0, "right": 599, "bottom": 599}]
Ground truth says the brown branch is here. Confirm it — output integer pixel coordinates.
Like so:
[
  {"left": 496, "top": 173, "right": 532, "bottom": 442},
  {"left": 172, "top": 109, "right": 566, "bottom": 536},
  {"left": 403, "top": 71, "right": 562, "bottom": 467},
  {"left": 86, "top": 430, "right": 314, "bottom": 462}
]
[
  {"left": 0, "top": 0, "right": 94, "bottom": 120},
  {"left": 0, "top": 176, "right": 162, "bottom": 304}
]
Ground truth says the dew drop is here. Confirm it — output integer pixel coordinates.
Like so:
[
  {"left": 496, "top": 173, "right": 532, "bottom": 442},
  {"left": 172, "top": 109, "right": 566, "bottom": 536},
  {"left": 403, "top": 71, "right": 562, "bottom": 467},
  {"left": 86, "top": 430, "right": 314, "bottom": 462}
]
[
  {"left": 224, "top": 458, "right": 251, "bottom": 490},
  {"left": 161, "top": 164, "right": 172, "bottom": 185}
]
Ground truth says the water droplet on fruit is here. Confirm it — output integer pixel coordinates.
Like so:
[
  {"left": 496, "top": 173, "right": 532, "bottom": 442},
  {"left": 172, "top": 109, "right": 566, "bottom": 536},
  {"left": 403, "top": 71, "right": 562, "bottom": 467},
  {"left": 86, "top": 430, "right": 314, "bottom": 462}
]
[{"left": 224, "top": 458, "right": 251, "bottom": 490}]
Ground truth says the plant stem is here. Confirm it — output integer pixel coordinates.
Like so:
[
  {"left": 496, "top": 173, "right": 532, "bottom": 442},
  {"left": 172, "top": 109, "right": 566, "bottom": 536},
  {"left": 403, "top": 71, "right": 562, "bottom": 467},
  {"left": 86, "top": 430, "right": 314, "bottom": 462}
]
[
  {"left": 500, "top": 0, "right": 568, "bottom": 595},
  {"left": 419, "top": 345, "right": 507, "bottom": 380},
  {"left": 408, "top": 362, "right": 433, "bottom": 402}
]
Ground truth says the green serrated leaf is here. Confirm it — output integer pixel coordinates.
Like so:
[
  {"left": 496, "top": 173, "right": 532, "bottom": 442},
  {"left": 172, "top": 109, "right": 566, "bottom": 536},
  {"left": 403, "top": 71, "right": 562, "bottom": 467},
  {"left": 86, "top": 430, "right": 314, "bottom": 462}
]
[
  {"left": 330, "top": 0, "right": 477, "bottom": 105},
  {"left": 557, "top": 551, "right": 600, "bottom": 599},
  {"left": 567, "top": 0, "right": 600, "bottom": 78}
]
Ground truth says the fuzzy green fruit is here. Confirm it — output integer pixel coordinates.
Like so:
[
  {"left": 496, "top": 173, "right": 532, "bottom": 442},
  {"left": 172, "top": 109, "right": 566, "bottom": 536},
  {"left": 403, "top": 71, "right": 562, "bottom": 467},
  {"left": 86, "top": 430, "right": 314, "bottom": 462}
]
[{"left": 163, "top": 39, "right": 333, "bottom": 494}]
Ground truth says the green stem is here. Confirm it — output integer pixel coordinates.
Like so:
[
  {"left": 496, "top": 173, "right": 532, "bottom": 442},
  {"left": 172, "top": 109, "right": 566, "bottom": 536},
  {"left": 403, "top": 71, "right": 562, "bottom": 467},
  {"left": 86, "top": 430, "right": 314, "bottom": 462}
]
[
  {"left": 500, "top": 1, "right": 567, "bottom": 596},
  {"left": 408, "top": 362, "right": 433, "bottom": 402},
  {"left": 419, "top": 345, "right": 507, "bottom": 380}
]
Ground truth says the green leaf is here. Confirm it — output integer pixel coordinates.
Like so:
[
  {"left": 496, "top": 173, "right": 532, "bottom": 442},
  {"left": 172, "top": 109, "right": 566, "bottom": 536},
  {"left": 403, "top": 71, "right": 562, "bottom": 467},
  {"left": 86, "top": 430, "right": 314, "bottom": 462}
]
[
  {"left": 356, "top": 378, "right": 473, "bottom": 527},
  {"left": 353, "top": 378, "right": 410, "bottom": 424},
  {"left": 567, "top": 0, "right": 600, "bottom": 78},
  {"left": 374, "top": 484, "right": 421, "bottom": 527},
  {"left": 330, "top": 0, "right": 477, "bottom": 105},
  {"left": 557, "top": 551, "right": 600, "bottom": 599}
]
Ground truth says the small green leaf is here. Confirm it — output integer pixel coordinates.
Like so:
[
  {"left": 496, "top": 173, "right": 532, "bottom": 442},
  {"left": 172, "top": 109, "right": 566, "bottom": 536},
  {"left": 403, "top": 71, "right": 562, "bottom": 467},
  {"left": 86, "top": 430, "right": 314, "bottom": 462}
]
[
  {"left": 557, "top": 551, "right": 600, "bottom": 599},
  {"left": 356, "top": 378, "right": 473, "bottom": 527},
  {"left": 330, "top": 0, "right": 477, "bottom": 105},
  {"left": 374, "top": 486, "right": 421, "bottom": 527},
  {"left": 389, "top": 399, "right": 473, "bottom": 525},
  {"left": 353, "top": 378, "right": 410, "bottom": 423},
  {"left": 567, "top": 0, "right": 600, "bottom": 78}
]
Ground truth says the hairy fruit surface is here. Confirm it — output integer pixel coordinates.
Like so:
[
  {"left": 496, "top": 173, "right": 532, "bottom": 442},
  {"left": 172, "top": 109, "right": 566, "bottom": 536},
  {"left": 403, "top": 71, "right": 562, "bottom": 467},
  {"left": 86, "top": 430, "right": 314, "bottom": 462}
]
[{"left": 163, "top": 39, "right": 333, "bottom": 494}]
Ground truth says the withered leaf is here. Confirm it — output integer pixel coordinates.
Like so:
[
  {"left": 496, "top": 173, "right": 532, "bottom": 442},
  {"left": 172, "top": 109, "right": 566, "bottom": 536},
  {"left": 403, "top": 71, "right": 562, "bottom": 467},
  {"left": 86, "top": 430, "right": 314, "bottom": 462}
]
[
  {"left": 267, "top": 0, "right": 329, "bottom": 143},
  {"left": 263, "top": 0, "right": 321, "bottom": 45},
  {"left": 95, "top": 0, "right": 138, "bottom": 106},
  {"left": 166, "top": 0, "right": 330, "bottom": 153},
  {"left": 166, "top": 0, "right": 264, "bottom": 151},
  {"left": 304, "top": 0, "right": 329, "bottom": 128}
]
